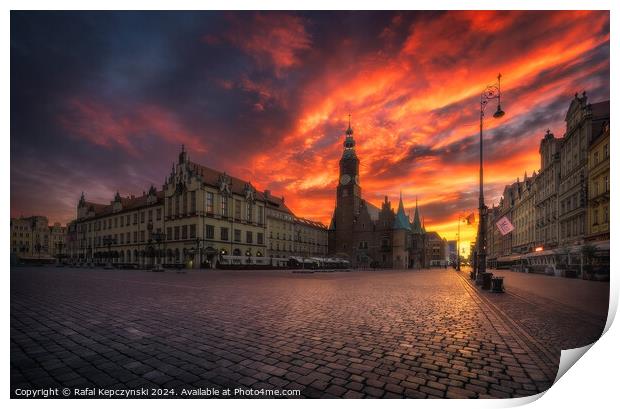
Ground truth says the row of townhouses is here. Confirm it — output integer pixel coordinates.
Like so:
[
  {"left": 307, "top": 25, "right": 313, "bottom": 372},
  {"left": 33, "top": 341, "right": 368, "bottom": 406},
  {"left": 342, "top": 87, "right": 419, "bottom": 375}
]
[
  {"left": 481, "top": 92, "right": 609, "bottom": 274},
  {"left": 10, "top": 216, "right": 67, "bottom": 261}
]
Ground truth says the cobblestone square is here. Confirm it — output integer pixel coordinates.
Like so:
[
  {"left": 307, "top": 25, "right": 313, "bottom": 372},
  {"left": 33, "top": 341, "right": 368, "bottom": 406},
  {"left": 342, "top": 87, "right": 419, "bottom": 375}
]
[{"left": 11, "top": 267, "right": 608, "bottom": 398}]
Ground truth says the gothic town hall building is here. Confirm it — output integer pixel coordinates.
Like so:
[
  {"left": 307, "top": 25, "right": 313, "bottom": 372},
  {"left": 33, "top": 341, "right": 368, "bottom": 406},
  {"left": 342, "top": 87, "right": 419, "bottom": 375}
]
[{"left": 328, "top": 121, "right": 428, "bottom": 269}]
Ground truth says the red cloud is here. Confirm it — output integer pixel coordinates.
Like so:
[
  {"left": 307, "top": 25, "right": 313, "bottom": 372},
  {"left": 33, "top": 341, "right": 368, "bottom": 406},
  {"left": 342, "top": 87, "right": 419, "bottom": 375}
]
[
  {"left": 211, "top": 12, "right": 312, "bottom": 74},
  {"left": 44, "top": 11, "right": 608, "bottom": 257},
  {"left": 59, "top": 98, "right": 208, "bottom": 156},
  {"left": 239, "top": 11, "right": 609, "bottom": 252}
]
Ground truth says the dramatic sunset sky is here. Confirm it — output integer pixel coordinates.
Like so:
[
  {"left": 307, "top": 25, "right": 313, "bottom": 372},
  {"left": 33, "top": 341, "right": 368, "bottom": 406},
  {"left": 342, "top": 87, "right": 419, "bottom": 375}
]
[{"left": 11, "top": 11, "right": 609, "bottom": 252}]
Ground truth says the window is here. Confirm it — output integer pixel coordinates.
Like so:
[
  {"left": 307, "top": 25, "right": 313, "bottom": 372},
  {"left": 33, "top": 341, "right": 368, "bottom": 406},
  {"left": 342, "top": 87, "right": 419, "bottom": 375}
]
[
  {"left": 593, "top": 181, "right": 598, "bottom": 197},
  {"left": 189, "top": 224, "right": 196, "bottom": 239},
  {"left": 221, "top": 195, "right": 228, "bottom": 217},
  {"left": 221, "top": 227, "right": 229, "bottom": 241},
  {"left": 593, "top": 209, "right": 599, "bottom": 226},
  {"left": 167, "top": 227, "right": 172, "bottom": 241},
  {"left": 120, "top": 217, "right": 124, "bottom": 227},
  {"left": 258, "top": 206, "right": 263, "bottom": 224},
  {"left": 182, "top": 193, "right": 188, "bottom": 214},
  {"left": 191, "top": 191, "right": 196, "bottom": 213},
  {"left": 246, "top": 231, "right": 253, "bottom": 244},
  {"left": 205, "top": 225, "right": 214, "bottom": 239},
  {"left": 246, "top": 203, "right": 252, "bottom": 222},
  {"left": 114, "top": 218, "right": 118, "bottom": 228},
  {"left": 206, "top": 192, "right": 214, "bottom": 214},
  {"left": 156, "top": 208, "right": 162, "bottom": 220},
  {"left": 127, "top": 215, "right": 131, "bottom": 225},
  {"left": 141, "top": 212, "right": 145, "bottom": 223},
  {"left": 174, "top": 226, "right": 180, "bottom": 240},
  {"left": 234, "top": 229, "right": 241, "bottom": 242},
  {"left": 182, "top": 225, "right": 188, "bottom": 239},
  {"left": 140, "top": 231, "right": 145, "bottom": 242},
  {"left": 257, "top": 232, "right": 264, "bottom": 245},
  {"left": 235, "top": 200, "right": 241, "bottom": 219}
]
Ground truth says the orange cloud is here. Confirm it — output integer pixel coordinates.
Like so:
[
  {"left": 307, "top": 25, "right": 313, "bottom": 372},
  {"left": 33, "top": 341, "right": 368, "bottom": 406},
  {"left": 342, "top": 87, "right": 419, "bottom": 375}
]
[{"left": 238, "top": 10, "right": 609, "bottom": 253}]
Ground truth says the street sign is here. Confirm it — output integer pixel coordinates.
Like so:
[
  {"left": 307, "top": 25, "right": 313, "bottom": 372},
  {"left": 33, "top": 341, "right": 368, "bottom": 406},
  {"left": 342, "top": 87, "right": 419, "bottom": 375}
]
[{"left": 496, "top": 216, "right": 515, "bottom": 236}]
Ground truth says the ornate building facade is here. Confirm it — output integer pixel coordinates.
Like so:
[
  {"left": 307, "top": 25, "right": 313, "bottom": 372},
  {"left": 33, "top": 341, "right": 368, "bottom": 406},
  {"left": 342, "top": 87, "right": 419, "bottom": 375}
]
[
  {"left": 512, "top": 172, "right": 537, "bottom": 254},
  {"left": 558, "top": 93, "right": 609, "bottom": 246},
  {"left": 586, "top": 120, "right": 610, "bottom": 242},
  {"left": 10, "top": 216, "right": 66, "bottom": 261},
  {"left": 534, "top": 130, "right": 562, "bottom": 249},
  {"left": 327, "top": 120, "right": 437, "bottom": 269},
  {"left": 66, "top": 147, "right": 327, "bottom": 268},
  {"left": 479, "top": 92, "right": 610, "bottom": 274}
]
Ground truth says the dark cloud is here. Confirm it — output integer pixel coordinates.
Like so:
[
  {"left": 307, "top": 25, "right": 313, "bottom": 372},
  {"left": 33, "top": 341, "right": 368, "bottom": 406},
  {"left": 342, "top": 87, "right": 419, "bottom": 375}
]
[{"left": 10, "top": 10, "right": 609, "bottom": 245}]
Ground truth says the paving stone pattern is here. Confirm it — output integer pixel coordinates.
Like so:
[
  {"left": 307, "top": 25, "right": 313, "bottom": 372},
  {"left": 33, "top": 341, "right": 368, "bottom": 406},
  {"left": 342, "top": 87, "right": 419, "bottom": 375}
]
[{"left": 11, "top": 267, "right": 608, "bottom": 398}]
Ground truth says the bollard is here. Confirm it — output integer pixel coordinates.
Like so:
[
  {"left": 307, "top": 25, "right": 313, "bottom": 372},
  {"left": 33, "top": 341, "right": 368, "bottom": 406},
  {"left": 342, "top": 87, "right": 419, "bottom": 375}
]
[
  {"left": 481, "top": 272, "right": 493, "bottom": 290},
  {"left": 491, "top": 277, "right": 505, "bottom": 293}
]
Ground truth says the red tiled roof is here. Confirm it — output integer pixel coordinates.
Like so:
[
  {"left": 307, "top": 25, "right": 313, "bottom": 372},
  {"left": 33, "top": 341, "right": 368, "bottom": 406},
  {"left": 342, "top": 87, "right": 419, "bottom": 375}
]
[
  {"left": 78, "top": 160, "right": 323, "bottom": 227},
  {"left": 80, "top": 191, "right": 164, "bottom": 220},
  {"left": 295, "top": 217, "right": 327, "bottom": 229},
  {"left": 188, "top": 161, "right": 297, "bottom": 215}
]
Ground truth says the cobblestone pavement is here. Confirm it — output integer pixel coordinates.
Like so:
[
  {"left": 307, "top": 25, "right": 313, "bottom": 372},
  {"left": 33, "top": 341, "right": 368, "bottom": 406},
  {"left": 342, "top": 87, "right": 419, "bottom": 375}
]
[{"left": 11, "top": 267, "right": 608, "bottom": 399}]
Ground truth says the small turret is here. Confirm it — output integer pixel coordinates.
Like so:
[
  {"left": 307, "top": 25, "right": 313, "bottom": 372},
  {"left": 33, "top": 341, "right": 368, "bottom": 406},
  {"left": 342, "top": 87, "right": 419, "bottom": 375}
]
[{"left": 178, "top": 145, "right": 187, "bottom": 164}]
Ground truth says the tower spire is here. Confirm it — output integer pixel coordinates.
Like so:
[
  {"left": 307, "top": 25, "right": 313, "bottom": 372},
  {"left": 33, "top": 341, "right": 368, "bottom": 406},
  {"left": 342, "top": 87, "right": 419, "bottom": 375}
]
[
  {"left": 411, "top": 195, "right": 424, "bottom": 234},
  {"left": 393, "top": 191, "right": 411, "bottom": 231},
  {"left": 345, "top": 114, "right": 354, "bottom": 136},
  {"left": 343, "top": 114, "right": 356, "bottom": 153}
]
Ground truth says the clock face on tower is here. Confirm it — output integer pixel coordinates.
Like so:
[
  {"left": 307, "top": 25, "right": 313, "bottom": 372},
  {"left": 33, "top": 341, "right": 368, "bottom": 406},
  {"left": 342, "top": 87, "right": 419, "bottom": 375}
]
[{"left": 340, "top": 174, "right": 351, "bottom": 185}]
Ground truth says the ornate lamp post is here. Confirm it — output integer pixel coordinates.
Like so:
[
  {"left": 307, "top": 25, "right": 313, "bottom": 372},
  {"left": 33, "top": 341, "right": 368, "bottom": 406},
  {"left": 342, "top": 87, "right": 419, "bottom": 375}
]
[
  {"left": 195, "top": 237, "right": 202, "bottom": 269},
  {"left": 102, "top": 237, "right": 117, "bottom": 269},
  {"left": 151, "top": 231, "right": 166, "bottom": 272},
  {"left": 456, "top": 214, "right": 465, "bottom": 272},
  {"left": 476, "top": 73, "right": 505, "bottom": 282}
]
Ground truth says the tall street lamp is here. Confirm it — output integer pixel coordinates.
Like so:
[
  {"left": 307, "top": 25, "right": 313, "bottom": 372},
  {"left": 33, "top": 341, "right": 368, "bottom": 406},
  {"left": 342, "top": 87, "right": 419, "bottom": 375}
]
[
  {"left": 476, "top": 73, "right": 505, "bottom": 281},
  {"left": 195, "top": 237, "right": 202, "bottom": 269},
  {"left": 151, "top": 231, "right": 166, "bottom": 272},
  {"left": 102, "top": 236, "right": 117, "bottom": 269}
]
